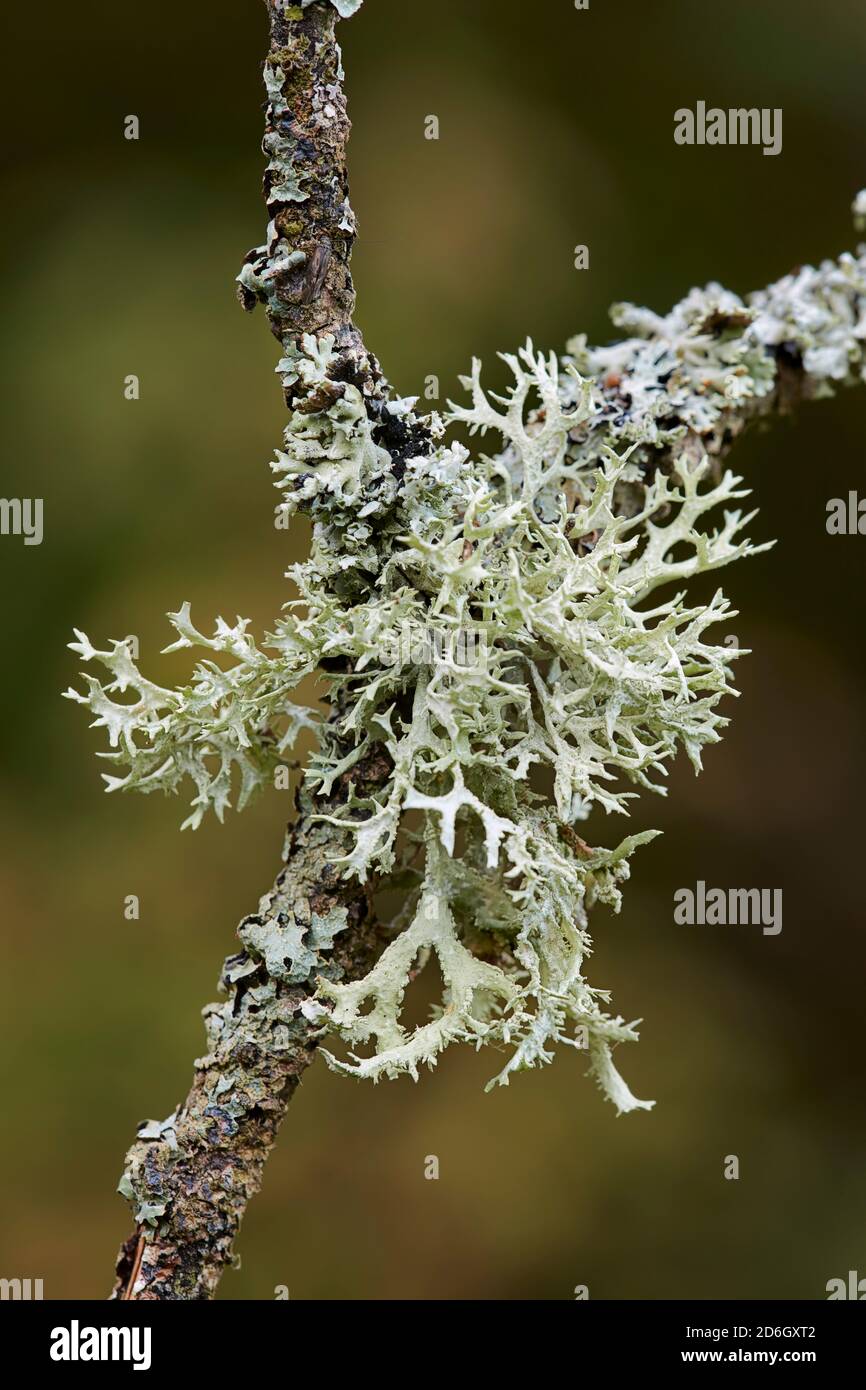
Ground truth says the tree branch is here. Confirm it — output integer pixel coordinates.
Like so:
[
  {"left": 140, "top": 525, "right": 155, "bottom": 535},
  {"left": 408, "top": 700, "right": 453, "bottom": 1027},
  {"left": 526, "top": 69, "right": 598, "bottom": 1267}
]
[
  {"left": 111, "top": 0, "right": 393, "bottom": 1301},
  {"left": 237, "top": 0, "right": 380, "bottom": 383},
  {"left": 109, "top": 0, "right": 866, "bottom": 1299},
  {"left": 112, "top": 761, "right": 388, "bottom": 1300}
]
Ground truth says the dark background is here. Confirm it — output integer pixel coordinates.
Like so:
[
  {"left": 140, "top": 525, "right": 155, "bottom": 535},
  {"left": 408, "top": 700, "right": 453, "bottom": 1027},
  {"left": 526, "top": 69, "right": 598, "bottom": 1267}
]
[{"left": 1, "top": 0, "right": 865, "bottom": 1299}]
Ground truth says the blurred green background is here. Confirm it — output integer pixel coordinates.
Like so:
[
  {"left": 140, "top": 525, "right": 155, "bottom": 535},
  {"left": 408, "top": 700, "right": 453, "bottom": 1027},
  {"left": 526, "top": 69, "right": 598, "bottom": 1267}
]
[{"left": 1, "top": 0, "right": 865, "bottom": 1300}]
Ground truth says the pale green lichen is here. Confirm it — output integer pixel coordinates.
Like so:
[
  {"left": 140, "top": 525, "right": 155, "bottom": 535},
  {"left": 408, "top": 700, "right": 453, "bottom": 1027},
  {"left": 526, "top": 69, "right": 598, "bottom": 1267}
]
[
  {"left": 65, "top": 610, "right": 318, "bottom": 830},
  {"left": 67, "top": 343, "right": 770, "bottom": 1112},
  {"left": 69, "top": 197, "right": 866, "bottom": 1112},
  {"left": 239, "top": 901, "right": 350, "bottom": 983}
]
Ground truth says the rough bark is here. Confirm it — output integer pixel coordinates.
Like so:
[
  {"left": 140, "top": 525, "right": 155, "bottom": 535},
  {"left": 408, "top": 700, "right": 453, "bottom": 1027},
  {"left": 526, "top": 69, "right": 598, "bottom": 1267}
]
[
  {"left": 111, "top": 0, "right": 388, "bottom": 1300},
  {"left": 236, "top": 0, "right": 381, "bottom": 387},
  {"left": 112, "top": 763, "right": 387, "bottom": 1301}
]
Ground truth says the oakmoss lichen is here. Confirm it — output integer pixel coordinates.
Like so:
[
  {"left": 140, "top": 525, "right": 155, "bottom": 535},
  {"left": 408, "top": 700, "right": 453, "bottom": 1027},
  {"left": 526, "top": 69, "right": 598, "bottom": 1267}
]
[{"left": 68, "top": 15, "right": 866, "bottom": 1110}]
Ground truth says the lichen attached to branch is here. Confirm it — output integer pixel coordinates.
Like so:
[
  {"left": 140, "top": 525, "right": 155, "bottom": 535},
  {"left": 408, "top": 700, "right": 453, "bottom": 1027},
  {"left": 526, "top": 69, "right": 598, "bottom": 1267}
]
[{"left": 70, "top": 4, "right": 866, "bottom": 1117}]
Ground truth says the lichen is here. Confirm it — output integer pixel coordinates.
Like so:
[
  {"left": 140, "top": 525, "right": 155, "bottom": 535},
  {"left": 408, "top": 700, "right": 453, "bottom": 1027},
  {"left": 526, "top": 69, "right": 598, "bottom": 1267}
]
[
  {"left": 65, "top": 610, "right": 318, "bottom": 830},
  {"left": 68, "top": 324, "right": 776, "bottom": 1109},
  {"left": 69, "top": 73, "right": 866, "bottom": 1111}
]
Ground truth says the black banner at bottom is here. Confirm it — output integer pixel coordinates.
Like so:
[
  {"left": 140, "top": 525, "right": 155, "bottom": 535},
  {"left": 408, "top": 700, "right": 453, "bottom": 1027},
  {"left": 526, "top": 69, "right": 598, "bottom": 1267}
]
[{"left": 1, "top": 1298, "right": 861, "bottom": 1374}]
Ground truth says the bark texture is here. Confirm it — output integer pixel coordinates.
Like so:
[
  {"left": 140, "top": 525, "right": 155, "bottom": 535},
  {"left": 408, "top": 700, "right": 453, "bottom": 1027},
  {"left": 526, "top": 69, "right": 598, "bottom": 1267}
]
[
  {"left": 237, "top": 0, "right": 380, "bottom": 385},
  {"left": 111, "top": 0, "right": 389, "bottom": 1300},
  {"left": 112, "top": 760, "right": 388, "bottom": 1300}
]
